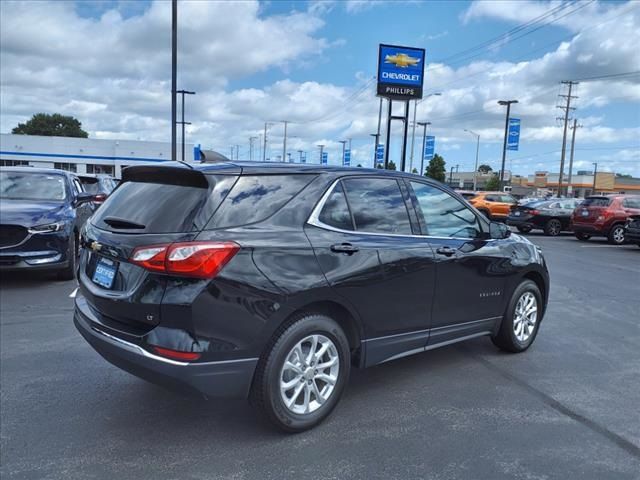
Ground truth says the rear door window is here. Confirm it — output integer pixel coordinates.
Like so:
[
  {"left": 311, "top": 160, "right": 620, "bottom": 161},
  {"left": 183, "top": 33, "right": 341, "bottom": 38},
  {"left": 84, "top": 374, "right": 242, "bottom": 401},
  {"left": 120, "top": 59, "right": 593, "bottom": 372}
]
[
  {"left": 318, "top": 181, "right": 354, "bottom": 231},
  {"left": 207, "top": 174, "right": 315, "bottom": 229},
  {"left": 582, "top": 197, "right": 611, "bottom": 207},
  {"left": 92, "top": 174, "right": 237, "bottom": 233},
  {"left": 342, "top": 178, "right": 412, "bottom": 235}
]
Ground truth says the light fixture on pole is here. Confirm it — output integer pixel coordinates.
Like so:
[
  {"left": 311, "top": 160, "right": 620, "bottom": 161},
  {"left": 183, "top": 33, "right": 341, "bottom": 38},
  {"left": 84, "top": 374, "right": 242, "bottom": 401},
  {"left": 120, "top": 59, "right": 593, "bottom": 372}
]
[
  {"left": 464, "top": 129, "right": 480, "bottom": 191},
  {"left": 498, "top": 99, "right": 518, "bottom": 190}
]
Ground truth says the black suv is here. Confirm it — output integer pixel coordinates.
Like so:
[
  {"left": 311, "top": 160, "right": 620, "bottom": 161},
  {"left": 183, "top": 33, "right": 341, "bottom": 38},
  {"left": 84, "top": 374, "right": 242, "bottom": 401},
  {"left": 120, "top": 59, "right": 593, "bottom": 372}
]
[{"left": 74, "top": 162, "right": 549, "bottom": 431}]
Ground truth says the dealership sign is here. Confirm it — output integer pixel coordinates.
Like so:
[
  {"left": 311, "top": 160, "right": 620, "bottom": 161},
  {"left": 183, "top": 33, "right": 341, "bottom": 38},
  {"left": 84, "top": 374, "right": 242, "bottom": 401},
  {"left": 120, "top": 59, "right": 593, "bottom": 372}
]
[
  {"left": 321, "top": 152, "right": 328, "bottom": 165},
  {"left": 377, "top": 44, "right": 426, "bottom": 100},
  {"left": 424, "top": 136, "right": 435, "bottom": 160},
  {"left": 344, "top": 149, "right": 351, "bottom": 167},
  {"left": 375, "top": 144, "right": 385, "bottom": 166}
]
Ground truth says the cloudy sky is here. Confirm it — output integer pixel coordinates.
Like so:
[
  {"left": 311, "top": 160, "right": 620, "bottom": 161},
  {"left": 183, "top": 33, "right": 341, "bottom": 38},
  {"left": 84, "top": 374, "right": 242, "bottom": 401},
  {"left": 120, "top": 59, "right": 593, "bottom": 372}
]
[{"left": 1, "top": 0, "right": 639, "bottom": 176}]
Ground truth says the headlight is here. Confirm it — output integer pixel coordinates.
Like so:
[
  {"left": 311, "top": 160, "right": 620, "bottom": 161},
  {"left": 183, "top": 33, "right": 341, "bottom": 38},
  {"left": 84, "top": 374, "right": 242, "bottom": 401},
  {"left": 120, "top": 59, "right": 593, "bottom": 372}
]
[{"left": 28, "top": 221, "right": 66, "bottom": 234}]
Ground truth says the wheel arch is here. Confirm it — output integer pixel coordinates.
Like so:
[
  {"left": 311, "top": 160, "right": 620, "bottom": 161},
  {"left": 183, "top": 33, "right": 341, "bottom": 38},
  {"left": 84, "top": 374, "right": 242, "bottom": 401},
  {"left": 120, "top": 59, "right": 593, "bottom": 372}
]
[{"left": 522, "top": 270, "right": 548, "bottom": 315}]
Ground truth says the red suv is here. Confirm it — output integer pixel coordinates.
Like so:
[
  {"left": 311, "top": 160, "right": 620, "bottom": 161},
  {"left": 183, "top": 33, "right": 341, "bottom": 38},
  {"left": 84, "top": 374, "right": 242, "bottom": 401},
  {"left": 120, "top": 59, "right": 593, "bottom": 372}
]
[{"left": 571, "top": 195, "right": 640, "bottom": 244}]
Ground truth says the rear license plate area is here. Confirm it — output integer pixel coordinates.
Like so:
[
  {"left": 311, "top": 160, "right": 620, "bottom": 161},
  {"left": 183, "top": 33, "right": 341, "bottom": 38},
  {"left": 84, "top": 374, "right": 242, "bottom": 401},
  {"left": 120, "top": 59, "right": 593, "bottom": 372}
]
[{"left": 92, "top": 257, "right": 117, "bottom": 289}]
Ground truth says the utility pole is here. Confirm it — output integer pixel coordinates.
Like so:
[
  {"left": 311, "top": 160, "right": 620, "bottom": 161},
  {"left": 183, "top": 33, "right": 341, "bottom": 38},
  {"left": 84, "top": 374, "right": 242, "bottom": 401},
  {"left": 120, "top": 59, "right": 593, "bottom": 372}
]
[
  {"left": 171, "top": 0, "right": 177, "bottom": 161},
  {"left": 370, "top": 133, "right": 379, "bottom": 165},
  {"left": 465, "top": 129, "right": 480, "bottom": 190},
  {"left": 235, "top": 145, "right": 240, "bottom": 160},
  {"left": 567, "top": 119, "right": 582, "bottom": 197},
  {"left": 417, "top": 121, "right": 430, "bottom": 176},
  {"left": 557, "top": 81, "right": 579, "bottom": 196},
  {"left": 318, "top": 144, "right": 325, "bottom": 164},
  {"left": 262, "top": 122, "right": 271, "bottom": 161},
  {"left": 498, "top": 99, "right": 518, "bottom": 190},
  {"left": 281, "top": 121, "right": 289, "bottom": 164},
  {"left": 176, "top": 90, "right": 195, "bottom": 162},
  {"left": 249, "top": 136, "right": 258, "bottom": 161},
  {"left": 592, "top": 162, "right": 598, "bottom": 195}
]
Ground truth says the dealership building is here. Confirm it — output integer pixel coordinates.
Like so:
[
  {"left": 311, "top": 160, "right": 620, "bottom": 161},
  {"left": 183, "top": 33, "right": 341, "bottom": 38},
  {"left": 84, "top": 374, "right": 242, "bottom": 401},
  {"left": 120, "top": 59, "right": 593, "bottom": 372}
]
[{"left": 0, "top": 134, "right": 227, "bottom": 178}]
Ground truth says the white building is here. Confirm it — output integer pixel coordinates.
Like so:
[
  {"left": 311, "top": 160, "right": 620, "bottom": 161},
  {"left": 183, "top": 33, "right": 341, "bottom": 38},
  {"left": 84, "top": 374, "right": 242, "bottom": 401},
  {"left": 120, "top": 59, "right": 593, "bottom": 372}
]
[{"left": 0, "top": 133, "right": 209, "bottom": 178}]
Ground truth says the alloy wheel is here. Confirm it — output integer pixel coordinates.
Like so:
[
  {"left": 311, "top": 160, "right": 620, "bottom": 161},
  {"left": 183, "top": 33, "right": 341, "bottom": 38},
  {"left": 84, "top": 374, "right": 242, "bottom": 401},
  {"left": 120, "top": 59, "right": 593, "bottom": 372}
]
[
  {"left": 279, "top": 334, "right": 340, "bottom": 415},
  {"left": 547, "top": 219, "right": 561, "bottom": 236},
  {"left": 612, "top": 226, "right": 625, "bottom": 244},
  {"left": 513, "top": 292, "right": 538, "bottom": 343}
]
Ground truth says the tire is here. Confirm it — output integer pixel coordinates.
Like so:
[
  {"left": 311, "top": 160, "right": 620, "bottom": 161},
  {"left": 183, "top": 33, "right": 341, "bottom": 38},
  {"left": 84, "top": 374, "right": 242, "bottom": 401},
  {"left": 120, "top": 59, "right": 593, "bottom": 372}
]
[
  {"left": 574, "top": 232, "right": 591, "bottom": 241},
  {"left": 544, "top": 218, "right": 562, "bottom": 236},
  {"left": 56, "top": 233, "right": 77, "bottom": 281},
  {"left": 517, "top": 226, "right": 532, "bottom": 233},
  {"left": 607, "top": 224, "right": 626, "bottom": 245},
  {"left": 491, "top": 280, "right": 542, "bottom": 353},
  {"left": 250, "top": 313, "right": 351, "bottom": 433}
]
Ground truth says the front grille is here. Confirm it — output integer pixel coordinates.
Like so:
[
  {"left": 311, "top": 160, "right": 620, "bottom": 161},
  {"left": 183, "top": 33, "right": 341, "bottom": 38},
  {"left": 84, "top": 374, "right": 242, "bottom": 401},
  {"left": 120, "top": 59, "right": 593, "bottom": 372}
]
[
  {"left": 0, "top": 225, "right": 28, "bottom": 248},
  {"left": 0, "top": 255, "right": 20, "bottom": 265}
]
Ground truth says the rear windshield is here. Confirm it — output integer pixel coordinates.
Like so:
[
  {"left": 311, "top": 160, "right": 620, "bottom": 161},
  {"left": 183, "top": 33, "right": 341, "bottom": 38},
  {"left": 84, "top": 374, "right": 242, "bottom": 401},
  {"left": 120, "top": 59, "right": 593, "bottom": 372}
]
[
  {"left": 92, "top": 175, "right": 237, "bottom": 233},
  {"left": 582, "top": 197, "right": 611, "bottom": 207}
]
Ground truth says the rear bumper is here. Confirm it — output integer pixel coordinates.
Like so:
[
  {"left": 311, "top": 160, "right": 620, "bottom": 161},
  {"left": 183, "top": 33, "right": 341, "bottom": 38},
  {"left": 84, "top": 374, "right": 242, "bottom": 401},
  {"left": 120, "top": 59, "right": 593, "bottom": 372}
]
[
  {"left": 571, "top": 223, "right": 604, "bottom": 235},
  {"left": 74, "top": 296, "right": 258, "bottom": 399},
  {"left": 626, "top": 226, "right": 640, "bottom": 243},
  {"left": 506, "top": 217, "right": 533, "bottom": 228}
]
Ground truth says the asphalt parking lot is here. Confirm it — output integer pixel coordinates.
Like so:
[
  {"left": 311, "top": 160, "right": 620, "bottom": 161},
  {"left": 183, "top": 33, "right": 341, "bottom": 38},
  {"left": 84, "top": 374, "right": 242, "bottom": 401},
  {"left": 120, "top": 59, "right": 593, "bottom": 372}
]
[{"left": 1, "top": 234, "right": 639, "bottom": 480}]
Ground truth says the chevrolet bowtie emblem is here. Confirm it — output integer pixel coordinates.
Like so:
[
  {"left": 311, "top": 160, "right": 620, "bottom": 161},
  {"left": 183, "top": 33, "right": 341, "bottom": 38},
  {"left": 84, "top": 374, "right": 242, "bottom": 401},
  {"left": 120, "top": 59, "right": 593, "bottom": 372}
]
[
  {"left": 89, "top": 241, "right": 102, "bottom": 252},
  {"left": 385, "top": 53, "right": 421, "bottom": 68}
]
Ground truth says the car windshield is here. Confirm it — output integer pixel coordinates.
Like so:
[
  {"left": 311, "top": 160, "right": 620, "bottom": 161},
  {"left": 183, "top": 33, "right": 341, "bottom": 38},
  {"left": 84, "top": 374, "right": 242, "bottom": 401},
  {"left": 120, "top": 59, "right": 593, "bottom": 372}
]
[{"left": 0, "top": 171, "right": 67, "bottom": 201}]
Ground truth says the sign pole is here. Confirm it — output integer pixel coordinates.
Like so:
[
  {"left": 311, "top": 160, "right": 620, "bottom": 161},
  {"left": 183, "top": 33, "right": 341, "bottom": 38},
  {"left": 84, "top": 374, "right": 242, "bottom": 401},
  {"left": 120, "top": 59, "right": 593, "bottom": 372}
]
[
  {"left": 400, "top": 100, "right": 410, "bottom": 172},
  {"left": 384, "top": 99, "right": 392, "bottom": 169}
]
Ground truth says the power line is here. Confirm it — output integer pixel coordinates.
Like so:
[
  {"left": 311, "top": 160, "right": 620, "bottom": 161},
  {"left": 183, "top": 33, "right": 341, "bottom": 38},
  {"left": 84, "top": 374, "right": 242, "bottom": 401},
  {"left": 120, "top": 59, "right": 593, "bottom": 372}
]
[{"left": 569, "top": 71, "right": 640, "bottom": 82}]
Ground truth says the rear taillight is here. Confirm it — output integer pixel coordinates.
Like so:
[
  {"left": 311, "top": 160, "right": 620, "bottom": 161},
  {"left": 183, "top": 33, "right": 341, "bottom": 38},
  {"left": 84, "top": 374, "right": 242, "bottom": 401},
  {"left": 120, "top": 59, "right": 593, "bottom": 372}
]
[
  {"left": 130, "top": 241, "right": 239, "bottom": 279},
  {"left": 530, "top": 209, "right": 540, "bottom": 215},
  {"left": 93, "top": 193, "right": 107, "bottom": 204},
  {"left": 152, "top": 346, "right": 201, "bottom": 361}
]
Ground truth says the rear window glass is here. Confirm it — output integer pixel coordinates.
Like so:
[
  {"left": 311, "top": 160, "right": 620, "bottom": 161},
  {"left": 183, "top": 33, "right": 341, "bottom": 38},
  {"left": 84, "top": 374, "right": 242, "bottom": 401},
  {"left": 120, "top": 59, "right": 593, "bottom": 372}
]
[
  {"left": 206, "top": 174, "right": 315, "bottom": 229},
  {"left": 92, "top": 175, "right": 237, "bottom": 233},
  {"left": 342, "top": 177, "right": 412, "bottom": 235},
  {"left": 582, "top": 197, "right": 611, "bottom": 207},
  {"left": 318, "top": 181, "right": 354, "bottom": 231}
]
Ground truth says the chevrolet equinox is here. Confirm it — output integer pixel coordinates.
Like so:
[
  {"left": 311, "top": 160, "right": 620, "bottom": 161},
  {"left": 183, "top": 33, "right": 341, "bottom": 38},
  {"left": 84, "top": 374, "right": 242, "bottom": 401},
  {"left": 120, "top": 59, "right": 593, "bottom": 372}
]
[{"left": 74, "top": 162, "right": 549, "bottom": 432}]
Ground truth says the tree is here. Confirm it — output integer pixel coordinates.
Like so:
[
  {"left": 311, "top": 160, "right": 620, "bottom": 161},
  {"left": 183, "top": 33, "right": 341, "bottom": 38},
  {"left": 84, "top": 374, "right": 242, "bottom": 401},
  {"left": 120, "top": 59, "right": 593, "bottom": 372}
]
[
  {"left": 387, "top": 160, "right": 397, "bottom": 171},
  {"left": 484, "top": 174, "right": 501, "bottom": 191},
  {"left": 375, "top": 163, "right": 383, "bottom": 169},
  {"left": 357, "top": 163, "right": 363, "bottom": 168},
  {"left": 616, "top": 173, "right": 632, "bottom": 178},
  {"left": 478, "top": 164, "right": 492, "bottom": 173},
  {"left": 12, "top": 113, "right": 88, "bottom": 138},
  {"left": 411, "top": 168, "right": 418, "bottom": 174},
  {"left": 424, "top": 153, "right": 446, "bottom": 182}
]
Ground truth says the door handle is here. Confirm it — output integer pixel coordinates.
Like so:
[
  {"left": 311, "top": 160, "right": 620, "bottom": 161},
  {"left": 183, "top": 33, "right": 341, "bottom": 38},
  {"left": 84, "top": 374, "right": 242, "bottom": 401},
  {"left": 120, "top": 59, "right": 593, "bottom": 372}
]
[
  {"left": 331, "top": 243, "right": 359, "bottom": 254},
  {"left": 436, "top": 246, "right": 457, "bottom": 257}
]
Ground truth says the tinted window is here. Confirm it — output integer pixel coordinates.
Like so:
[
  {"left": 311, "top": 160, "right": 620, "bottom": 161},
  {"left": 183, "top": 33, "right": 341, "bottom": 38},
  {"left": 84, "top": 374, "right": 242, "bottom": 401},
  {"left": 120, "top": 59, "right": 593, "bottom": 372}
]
[
  {"left": 207, "top": 174, "right": 315, "bottom": 229},
  {"left": 342, "top": 178, "right": 411, "bottom": 234},
  {"left": 622, "top": 197, "right": 640, "bottom": 209},
  {"left": 93, "top": 175, "right": 237, "bottom": 233},
  {"left": 0, "top": 172, "right": 67, "bottom": 201},
  {"left": 485, "top": 195, "right": 499, "bottom": 202},
  {"left": 501, "top": 195, "right": 517, "bottom": 203},
  {"left": 318, "top": 181, "right": 354, "bottom": 231},
  {"left": 582, "top": 197, "right": 611, "bottom": 207},
  {"left": 411, "top": 182, "right": 481, "bottom": 239}
]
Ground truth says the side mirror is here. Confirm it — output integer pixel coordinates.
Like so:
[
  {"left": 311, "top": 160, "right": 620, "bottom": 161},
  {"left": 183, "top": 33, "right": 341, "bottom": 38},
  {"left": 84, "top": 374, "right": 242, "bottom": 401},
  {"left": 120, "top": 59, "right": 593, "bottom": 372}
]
[
  {"left": 490, "top": 221, "right": 511, "bottom": 240},
  {"left": 74, "top": 192, "right": 95, "bottom": 206}
]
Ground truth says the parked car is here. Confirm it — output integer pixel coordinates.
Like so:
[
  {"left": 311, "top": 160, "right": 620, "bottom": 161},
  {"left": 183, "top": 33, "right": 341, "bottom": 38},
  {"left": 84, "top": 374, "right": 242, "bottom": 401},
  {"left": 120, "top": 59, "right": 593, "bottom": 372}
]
[
  {"left": 0, "top": 167, "right": 96, "bottom": 279},
  {"left": 74, "top": 162, "right": 549, "bottom": 432},
  {"left": 78, "top": 174, "right": 118, "bottom": 209},
  {"left": 624, "top": 215, "right": 640, "bottom": 247},
  {"left": 507, "top": 198, "right": 582, "bottom": 236},
  {"left": 468, "top": 191, "right": 518, "bottom": 221},
  {"left": 571, "top": 195, "right": 640, "bottom": 244}
]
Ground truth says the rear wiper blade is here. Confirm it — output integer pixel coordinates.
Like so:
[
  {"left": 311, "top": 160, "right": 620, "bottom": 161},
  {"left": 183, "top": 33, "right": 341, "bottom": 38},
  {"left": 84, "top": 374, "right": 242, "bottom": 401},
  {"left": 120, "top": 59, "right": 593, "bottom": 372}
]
[{"left": 102, "top": 216, "right": 146, "bottom": 229}]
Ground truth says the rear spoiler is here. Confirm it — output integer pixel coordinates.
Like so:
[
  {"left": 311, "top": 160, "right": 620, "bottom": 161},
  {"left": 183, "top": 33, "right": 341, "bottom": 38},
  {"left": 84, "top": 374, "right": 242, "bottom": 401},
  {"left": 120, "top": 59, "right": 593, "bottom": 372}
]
[{"left": 122, "top": 165, "right": 209, "bottom": 188}]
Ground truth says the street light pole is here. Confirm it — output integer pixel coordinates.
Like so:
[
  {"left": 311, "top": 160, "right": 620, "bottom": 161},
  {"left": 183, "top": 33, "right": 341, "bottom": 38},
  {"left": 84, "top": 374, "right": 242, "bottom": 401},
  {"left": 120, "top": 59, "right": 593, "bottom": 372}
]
[
  {"left": 339, "top": 140, "right": 347, "bottom": 165},
  {"left": 498, "top": 99, "right": 518, "bottom": 190},
  {"left": 281, "top": 121, "right": 289, "bottom": 163},
  {"left": 409, "top": 93, "right": 441, "bottom": 172},
  {"left": 417, "top": 121, "right": 430, "bottom": 176},
  {"left": 449, "top": 166, "right": 455, "bottom": 186},
  {"left": 171, "top": 0, "right": 177, "bottom": 162},
  {"left": 464, "top": 129, "right": 480, "bottom": 191},
  {"left": 318, "top": 144, "right": 325, "bottom": 164},
  {"left": 177, "top": 90, "right": 195, "bottom": 162},
  {"left": 592, "top": 162, "right": 598, "bottom": 195}
]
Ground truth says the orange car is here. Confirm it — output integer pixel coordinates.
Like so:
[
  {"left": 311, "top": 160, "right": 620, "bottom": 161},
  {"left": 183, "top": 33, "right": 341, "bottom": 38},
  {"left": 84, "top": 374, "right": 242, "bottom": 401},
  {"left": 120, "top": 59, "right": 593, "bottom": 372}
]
[{"left": 468, "top": 192, "right": 518, "bottom": 220}]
